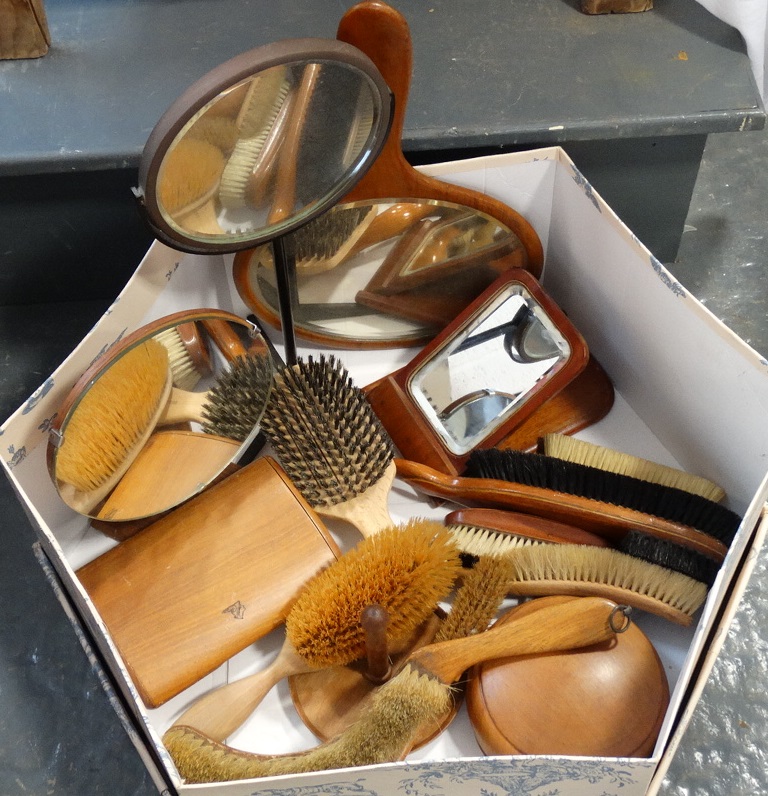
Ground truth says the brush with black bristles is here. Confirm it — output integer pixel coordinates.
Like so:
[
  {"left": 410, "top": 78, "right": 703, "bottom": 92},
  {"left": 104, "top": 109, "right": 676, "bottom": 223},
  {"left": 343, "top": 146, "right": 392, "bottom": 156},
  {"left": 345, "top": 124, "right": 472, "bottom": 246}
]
[
  {"left": 465, "top": 449, "right": 741, "bottom": 548},
  {"left": 394, "top": 457, "right": 731, "bottom": 564},
  {"left": 541, "top": 433, "right": 727, "bottom": 503},
  {"left": 163, "top": 595, "right": 619, "bottom": 783},
  {"left": 258, "top": 354, "right": 397, "bottom": 538}
]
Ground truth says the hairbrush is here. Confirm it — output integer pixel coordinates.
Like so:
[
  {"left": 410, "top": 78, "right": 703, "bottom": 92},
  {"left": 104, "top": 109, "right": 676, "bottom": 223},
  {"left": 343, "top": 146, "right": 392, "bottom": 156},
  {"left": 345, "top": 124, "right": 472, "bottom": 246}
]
[
  {"left": 163, "top": 596, "right": 619, "bottom": 783},
  {"left": 52, "top": 339, "right": 272, "bottom": 515},
  {"left": 259, "top": 354, "right": 397, "bottom": 538},
  {"left": 465, "top": 449, "right": 740, "bottom": 548},
  {"left": 541, "top": 433, "right": 726, "bottom": 503},
  {"left": 446, "top": 511, "right": 714, "bottom": 624},
  {"left": 168, "top": 520, "right": 461, "bottom": 742},
  {"left": 394, "top": 458, "right": 731, "bottom": 562}
]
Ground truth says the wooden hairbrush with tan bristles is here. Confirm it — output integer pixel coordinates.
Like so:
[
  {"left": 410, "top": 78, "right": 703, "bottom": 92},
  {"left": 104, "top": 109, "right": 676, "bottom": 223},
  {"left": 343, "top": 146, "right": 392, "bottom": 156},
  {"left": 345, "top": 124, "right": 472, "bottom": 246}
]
[
  {"left": 163, "top": 595, "right": 620, "bottom": 783},
  {"left": 168, "top": 519, "right": 461, "bottom": 742},
  {"left": 259, "top": 354, "right": 397, "bottom": 538}
]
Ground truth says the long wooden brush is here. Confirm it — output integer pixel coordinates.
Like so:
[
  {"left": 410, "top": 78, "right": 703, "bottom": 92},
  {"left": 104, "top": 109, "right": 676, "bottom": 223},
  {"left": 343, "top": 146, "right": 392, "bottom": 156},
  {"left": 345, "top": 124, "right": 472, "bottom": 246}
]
[
  {"left": 394, "top": 458, "right": 732, "bottom": 562},
  {"left": 163, "top": 596, "right": 618, "bottom": 783},
  {"left": 167, "top": 519, "right": 461, "bottom": 742},
  {"left": 259, "top": 354, "right": 397, "bottom": 538},
  {"left": 465, "top": 449, "right": 741, "bottom": 547},
  {"left": 446, "top": 517, "right": 712, "bottom": 625},
  {"left": 447, "top": 507, "right": 721, "bottom": 586}
]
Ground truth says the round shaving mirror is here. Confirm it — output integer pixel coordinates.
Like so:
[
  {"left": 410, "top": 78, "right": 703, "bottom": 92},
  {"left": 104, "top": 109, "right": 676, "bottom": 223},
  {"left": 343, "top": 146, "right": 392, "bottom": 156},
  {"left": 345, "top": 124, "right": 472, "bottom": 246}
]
[
  {"left": 47, "top": 310, "right": 273, "bottom": 523},
  {"left": 136, "top": 38, "right": 393, "bottom": 363}
]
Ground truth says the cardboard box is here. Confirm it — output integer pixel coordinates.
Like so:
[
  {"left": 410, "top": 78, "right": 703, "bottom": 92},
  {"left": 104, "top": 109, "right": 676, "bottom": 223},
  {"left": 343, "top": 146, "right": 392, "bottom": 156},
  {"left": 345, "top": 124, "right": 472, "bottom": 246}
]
[{"left": 3, "top": 147, "right": 768, "bottom": 796}]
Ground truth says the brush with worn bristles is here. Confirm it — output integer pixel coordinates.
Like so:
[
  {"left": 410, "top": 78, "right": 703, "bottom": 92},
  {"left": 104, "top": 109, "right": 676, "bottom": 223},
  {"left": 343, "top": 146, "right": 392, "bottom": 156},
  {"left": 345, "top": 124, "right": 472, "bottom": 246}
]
[
  {"left": 542, "top": 433, "right": 727, "bottom": 503},
  {"left": 218, "top": 66, "right": 292, "bottom": 210},
  {"left": 153, "top": 322, "right": 211, "bottom": 391},
  {"left": 503, "top": 543, "right": 709, "bottom": 625},
  {"left": 465, "top": 449, "right": 741, "bottom": 547},
  {"left": 163, "top": 596, "right": 619, "bottom": 783},
  {"left": 446, "top": 506, "right": 720, "bottom": 587},
  {"left": 445, "top": 508, "right": 720, "bottom": 622},
  {"left": 259, "top": 354, "right": 397, "bottom": 538},
  {"left": 166, "top": 519, "right": 461, "bottom": 743}
]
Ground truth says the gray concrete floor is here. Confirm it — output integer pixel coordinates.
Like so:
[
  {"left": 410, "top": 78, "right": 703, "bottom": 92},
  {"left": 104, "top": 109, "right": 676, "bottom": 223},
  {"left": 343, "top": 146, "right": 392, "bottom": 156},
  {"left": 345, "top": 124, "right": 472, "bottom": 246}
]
[{"left": 1, "top": 125, "right": 767, "bottom": 795}]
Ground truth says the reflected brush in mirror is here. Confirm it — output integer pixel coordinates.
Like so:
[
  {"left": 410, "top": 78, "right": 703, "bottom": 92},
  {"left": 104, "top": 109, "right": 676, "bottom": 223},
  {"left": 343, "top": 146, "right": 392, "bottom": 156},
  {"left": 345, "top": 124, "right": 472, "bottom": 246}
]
[
  {"left": 47, "top": 310, "right": 273, "bottom": 521},
  {"left": 234, "top": 199, "right": 527, "bottom": 348}
]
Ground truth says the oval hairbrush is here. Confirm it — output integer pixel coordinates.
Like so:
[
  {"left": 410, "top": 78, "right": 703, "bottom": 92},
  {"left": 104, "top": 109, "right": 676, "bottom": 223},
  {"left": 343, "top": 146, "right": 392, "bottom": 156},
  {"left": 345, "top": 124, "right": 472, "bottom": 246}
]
[
  {"left": 259, "top": 354, "right": 397, "bottom": 538},
  {"left": 171, "top": 519, "right": 462, "bottom": 742}
]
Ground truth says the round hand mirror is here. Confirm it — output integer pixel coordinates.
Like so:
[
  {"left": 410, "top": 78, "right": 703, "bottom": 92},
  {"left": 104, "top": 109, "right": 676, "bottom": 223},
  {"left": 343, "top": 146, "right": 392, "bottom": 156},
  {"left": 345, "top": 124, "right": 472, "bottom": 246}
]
[
  {"left": 136, "top": 38, "right": 393, "bottom": 363},
  {"left": 47, "top": 310, "right": 273, "bottom": 523},
  {"left": 137, "top": 39, "right": 392, "bottom": 253}
]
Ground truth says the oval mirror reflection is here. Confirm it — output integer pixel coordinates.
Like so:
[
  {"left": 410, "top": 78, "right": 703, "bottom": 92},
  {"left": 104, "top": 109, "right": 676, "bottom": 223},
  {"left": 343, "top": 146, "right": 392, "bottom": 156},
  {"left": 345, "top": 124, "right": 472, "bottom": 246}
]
[
  {"left": 139, "top": 40, "right": 392, "bottom": 253},
  {"left": 49, "top": 312, "right": 273, "bottom": 522},
  {"left": 233, "top": 198, "right": 529, "bottom": 347}
]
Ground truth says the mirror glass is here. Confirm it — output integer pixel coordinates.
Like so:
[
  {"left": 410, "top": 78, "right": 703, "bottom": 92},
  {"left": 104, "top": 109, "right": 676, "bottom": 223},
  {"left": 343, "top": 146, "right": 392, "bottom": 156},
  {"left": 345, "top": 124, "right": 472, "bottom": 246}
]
[
  {"left": 234, "top": 198, "right": 527, "bottom": 346},
  {"left": 50, "top": 313, "right": 273, "bottom": 521},
  {"left": 139, "top": 43, "right": 392, "bottom": 253},
  {"left": 406, "top": 282, "right": 571, "bottom": 454}
]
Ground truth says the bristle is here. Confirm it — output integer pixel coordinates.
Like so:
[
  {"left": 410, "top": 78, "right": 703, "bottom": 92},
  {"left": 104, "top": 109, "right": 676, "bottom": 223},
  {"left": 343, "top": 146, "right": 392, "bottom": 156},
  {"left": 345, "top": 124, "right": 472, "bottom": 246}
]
[
  {"left": 186, "top": 116, "right": 240, "bottom": 154},
  {"left": 435, "top": 555, "right": 517, "bottom": 643},
  {"left": 618, "top": 530, "right": 721, "bottom": 587},
  {"left": 259, "top": 355, "right": 395, "bottom": 509},
  {"left": 56, "top": 340, "right": 169, "bottom": 492},
  {"left": 507, "top": 544, "right": 709, "bottom": 620},
  {"left": 543, "top": 433, "right": 726, "bottom": 503},
  {"left": 466, "top": 449, "right": 741, "bottom": 546},
  {"left": 163, "top": 664, "right": 451, "bottom": 783},
  {"left": 286, "top": 520, "right": 461, "bottom": 668},
  {"left": 200, "top": 353, "right": 273, "bottom": 441},
  {"left": 218, "top": 72, "right": 291, "bottom": 209},
  {"left": 158, "top": 138, "right": 223, "bottom": 215},
  {"left": 154, "top": 327, "right": 202, "bottom": 391},
  {"left": 289, "top": 204, "right": 372, "bottom": 262},
  {"left": 448, "top": 522, "right": 547, "bottom": 560}
]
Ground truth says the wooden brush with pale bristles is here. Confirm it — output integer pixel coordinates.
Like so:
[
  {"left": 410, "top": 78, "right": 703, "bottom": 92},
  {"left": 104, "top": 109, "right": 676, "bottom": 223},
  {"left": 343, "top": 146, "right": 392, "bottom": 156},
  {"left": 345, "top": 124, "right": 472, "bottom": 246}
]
[
  {"left": 153, "top": 322, "right": 211, "bottom": 391},
  {"left": 541, "top": 433, "right": 726, "bottom": 503},
  {"left": 445, "top": 508, "right": 719, "bottom": 625},
  {"left": 163, "top": 596, "right": 619, "bottom": 783},
  {"left": 259, "top": 354, "right": 397, "bottom": 538},
  {"left": 165, "top": 520, "right": 461, "bottom": 743}
]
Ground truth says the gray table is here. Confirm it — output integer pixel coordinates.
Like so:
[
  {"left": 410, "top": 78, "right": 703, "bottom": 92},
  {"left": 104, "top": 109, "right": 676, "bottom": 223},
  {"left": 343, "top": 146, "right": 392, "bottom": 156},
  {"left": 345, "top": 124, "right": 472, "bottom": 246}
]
[{"left": 0, "top": 0, "right": 763, "bottom": 299}]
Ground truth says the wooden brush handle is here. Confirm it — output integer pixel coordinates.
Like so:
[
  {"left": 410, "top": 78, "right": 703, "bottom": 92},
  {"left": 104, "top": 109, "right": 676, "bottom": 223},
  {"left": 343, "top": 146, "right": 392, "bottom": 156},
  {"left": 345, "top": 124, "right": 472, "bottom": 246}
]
[
  {"left": 158, "top": 386, "right": 209, "bottom": 426},
  {"left": 317, "top": 459, "right": 397, "bottom": 538},
  {"left": 446, "top": 508, "right": 611, "bottom": 547},
  {"left": 346, "top": 202, "right": 436, "bottom": 259},
  {"left": 395, "top": 458, "right": 728, "bottom": 561},
  {"left": 201, "top": 319, "right": 248, "bottom": 361},
  {"left": 410, "top": 596, "right": 619, "bottom": 684},
  {"left": 173, "top": 641, "right": 311, "bottom": 742}
]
